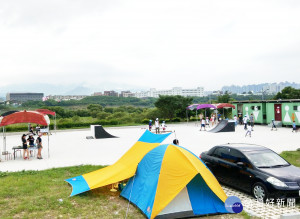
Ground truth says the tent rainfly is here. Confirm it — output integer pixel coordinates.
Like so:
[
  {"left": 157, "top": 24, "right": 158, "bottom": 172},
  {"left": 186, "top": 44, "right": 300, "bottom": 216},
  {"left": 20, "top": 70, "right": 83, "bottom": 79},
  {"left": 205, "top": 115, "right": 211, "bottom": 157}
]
[
  {"left": 121, "top": 144, "right": 229, "bottom": 218},
  {"left": 35, "top": 109, "right": 56, "bottom": 132},
  {"left": 0, "top": 110, "right": 50, "bottom": 159},
  {"left": 65, "top": 130, "right": 171, "bottom": 196},
  {"left": 65, "top": 130, "right": 229, "bottom": 218}
]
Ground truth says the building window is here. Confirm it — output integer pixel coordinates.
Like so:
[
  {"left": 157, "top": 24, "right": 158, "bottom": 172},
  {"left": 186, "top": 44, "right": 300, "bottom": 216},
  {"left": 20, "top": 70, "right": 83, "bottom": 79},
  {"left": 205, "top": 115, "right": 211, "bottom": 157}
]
[{"left": 293, "top": 106, "right": 297, "bottom": 111}]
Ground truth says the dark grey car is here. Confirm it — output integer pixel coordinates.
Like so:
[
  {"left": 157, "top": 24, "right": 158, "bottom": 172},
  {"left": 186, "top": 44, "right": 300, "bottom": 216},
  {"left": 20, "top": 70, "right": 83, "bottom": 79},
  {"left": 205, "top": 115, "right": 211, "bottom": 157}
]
[{"left": 200, "top": 143, "right": 300, "bottom": 201}]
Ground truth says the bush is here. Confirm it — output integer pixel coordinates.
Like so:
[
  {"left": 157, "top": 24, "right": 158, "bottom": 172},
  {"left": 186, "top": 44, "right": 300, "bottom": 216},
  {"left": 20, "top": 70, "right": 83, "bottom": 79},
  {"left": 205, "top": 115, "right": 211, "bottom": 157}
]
[
  {"left": 171, "top": 117, "right": 181, "bottom": 122},
  {"left": 72, "top": 116, "right": 80, "bottom": 122},
  {"left": 96, "top": 112, "right": 111, "bottom": 120},
  {"left": 142, "top": 119, "right": 150, "bottom": 124}
]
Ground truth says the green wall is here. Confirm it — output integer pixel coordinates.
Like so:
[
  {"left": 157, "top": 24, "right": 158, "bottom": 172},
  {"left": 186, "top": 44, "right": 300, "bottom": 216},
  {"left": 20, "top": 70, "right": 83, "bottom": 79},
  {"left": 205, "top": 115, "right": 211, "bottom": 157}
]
[
  {"left": 282, "top": 103, "right": 300, "bottom": 125},
  {"left": 242, "top": 103, "right": 264, "bottom": 123},
  {"left": 232, "top": 102, "right": 300, "bottom": 125},
  {"left": 232, "top": 104, "right": 238, "bottom": 117},
  {"left": 266, "top": 103, "right": 275, "bottom": 124}
]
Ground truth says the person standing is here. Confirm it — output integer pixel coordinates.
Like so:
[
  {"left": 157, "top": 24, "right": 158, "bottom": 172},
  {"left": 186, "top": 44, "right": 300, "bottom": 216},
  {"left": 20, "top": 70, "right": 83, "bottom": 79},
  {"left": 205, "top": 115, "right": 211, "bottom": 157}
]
[
  {"left": 148, "top": 120, "right": 152, "bottom": 131},
  {"left": 292, "top": 121, "right": 297, "bottom": 132},
  {"left": 36, "top": 133, "right": 43, "bottom": 159},
  {"left": 243, "top": 115, "right": 248, "bottom": 130},
  {"left": 36, "top": 124, "right": 41, "bottom": 135},
  {"left": 161, "top": 121, "right": 166, "bottom": 132},
  {"left": 27, "top": 134, "right": 35, "bottom": 157},
  {"left": 200, "top": 118, "right": 206, "bottom": 131},
  {"left": 238, "top": 113, "right": 243, "bottom": 125},
  {"left": 234, "top": 115, "right": 238, "bottom": 126},
  {"left": 249, "top": 113, "right": 254, "bottom": 131},
  {"left": 210, "top": 115, "right": 215, "bottom": 126},
  {"left": 22, "top": 134, "right": 29, "bottom": 160},
  {"left": 155, "top": 118, "right": 160, "bottom": 134},
  {"left": 205, "top": 117, "right": 210, "bottom": 128},
  {"left": 217, "top": 113, "right": 221, "bottom": 122}
]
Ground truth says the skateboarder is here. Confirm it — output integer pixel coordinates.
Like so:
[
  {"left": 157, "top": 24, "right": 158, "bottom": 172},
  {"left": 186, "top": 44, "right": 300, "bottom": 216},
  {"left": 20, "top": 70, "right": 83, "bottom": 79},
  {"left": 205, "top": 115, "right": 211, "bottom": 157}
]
[
  {"left": 249, "top": 113, "right": 254, "bottom": 131},
  {"left": 245, "top": 123, "right": 252, "bottom": 137},
  {"left": 292, "top": 121, "right": 297, "bottom": 132},
  {"left": 271, "top": 119, "right": 277, "bottom": 131}
]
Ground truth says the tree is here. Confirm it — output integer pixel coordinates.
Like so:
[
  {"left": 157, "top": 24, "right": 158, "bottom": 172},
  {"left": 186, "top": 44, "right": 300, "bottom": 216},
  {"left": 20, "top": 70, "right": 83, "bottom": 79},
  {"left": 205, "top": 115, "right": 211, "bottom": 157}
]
[
  {"left": 154, "top": 95, "right": 193, "bottom": 120},
  {"left": 274, "top": 87, "right": 300, "bottom": 99},
  {"left": 87, "top": 104, "right": 103, "bottom": 118},
  {"left": 217, "top": 92, "right": 231, "bottom": 103}
]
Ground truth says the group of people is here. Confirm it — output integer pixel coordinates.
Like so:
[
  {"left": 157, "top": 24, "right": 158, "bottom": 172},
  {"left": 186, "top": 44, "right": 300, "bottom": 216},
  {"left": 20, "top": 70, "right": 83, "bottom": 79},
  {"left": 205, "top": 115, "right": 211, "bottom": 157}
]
[
  {"left": 149, "top": 118, "right": 166, "bottom": 134},
  {"left": 21, "top": 132, "right": 43, "bottom": 160},
  {"left": 199, "top": 113, "right": 221, "bottom": 131}
]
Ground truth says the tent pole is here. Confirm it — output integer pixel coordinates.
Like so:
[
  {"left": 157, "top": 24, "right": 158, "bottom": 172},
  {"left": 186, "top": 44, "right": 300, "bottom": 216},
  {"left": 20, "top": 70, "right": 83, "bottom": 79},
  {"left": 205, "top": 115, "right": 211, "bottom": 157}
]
[
  {"left": 186, "top": 110, "right": 188, "bottom": 125},
  {"left": 196, "top": 110, "right": 198, "bottom": 126},
  {"left": 48, "top": 126, "right": 50, "bottom": 158},
  {"left": 4, "top": 126, "right": 6, "bottom": 153},
  {"left": 1, "top": 127, "right": 3, "bottom": 161},
  {"left": 223, "top": 108, "right": 224, "bottom": 119},
  {"left": 54, "top": 114, "right": 56, "bottom": 134}
]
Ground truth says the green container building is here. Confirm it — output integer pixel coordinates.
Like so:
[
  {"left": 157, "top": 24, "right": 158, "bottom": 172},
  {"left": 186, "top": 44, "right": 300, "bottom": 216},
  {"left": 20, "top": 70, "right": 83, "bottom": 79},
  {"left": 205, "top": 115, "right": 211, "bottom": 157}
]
[{"left": 231, "top": 100, "right": 300, "bottom": 126}]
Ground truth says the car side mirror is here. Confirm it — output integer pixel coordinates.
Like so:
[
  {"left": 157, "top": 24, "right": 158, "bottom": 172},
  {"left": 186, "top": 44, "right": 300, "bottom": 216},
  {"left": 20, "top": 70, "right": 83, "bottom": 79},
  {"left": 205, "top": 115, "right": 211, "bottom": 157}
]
[{"left": 237, "top": 162, "right": 245, "bottom": 168}]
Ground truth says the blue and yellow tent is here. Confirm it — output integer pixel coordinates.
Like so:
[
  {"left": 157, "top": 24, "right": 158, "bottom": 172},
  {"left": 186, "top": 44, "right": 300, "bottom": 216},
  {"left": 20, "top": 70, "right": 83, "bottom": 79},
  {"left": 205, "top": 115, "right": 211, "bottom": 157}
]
[
  {"left": 65, "top": 130, "right": 171, "bottom": 196},
  {"left": 66, "top": 130, "right": 228, "bottom": 218},
  {"left": 121, "top": 144, "right": 228, "bottom": 219}
]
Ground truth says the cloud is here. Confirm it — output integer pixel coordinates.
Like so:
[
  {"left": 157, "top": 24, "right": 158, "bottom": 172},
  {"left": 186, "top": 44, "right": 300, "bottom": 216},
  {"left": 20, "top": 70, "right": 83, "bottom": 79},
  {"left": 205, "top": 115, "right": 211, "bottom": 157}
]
[{"left": 0, "top": 0, "right": 300, "bottom": 91}]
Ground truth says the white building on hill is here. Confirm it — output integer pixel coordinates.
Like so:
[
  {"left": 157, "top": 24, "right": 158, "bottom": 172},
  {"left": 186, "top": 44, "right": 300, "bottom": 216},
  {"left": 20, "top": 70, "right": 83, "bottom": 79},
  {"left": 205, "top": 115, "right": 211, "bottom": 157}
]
[{"left": 133, "top": 87, "right": 204, "bottom": 98}]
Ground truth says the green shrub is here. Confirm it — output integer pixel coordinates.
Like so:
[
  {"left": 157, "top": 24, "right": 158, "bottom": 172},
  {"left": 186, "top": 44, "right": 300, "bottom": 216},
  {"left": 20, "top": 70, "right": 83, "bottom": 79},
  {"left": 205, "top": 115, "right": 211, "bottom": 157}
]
[
  {"left": 172, "top": 117, "right": 181, "bottom": 122},
  {"left": 142, "top": 119, "right": 150, "bottom": 124}
]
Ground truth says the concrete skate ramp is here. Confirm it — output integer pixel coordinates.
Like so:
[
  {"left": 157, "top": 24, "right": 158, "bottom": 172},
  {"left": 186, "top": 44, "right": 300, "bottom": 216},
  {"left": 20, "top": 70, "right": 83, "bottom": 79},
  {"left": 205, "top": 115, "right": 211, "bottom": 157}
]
[
  {"left": 209, "top": 120, "right": 235, "bottom": 133},
  {"left": 93, "top": 125, "right": 117, "bottom": 139}
]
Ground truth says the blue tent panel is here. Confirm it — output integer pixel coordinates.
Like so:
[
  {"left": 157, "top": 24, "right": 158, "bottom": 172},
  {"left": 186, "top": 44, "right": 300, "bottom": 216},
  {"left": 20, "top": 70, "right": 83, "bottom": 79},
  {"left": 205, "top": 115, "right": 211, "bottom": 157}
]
[
  {"left": 138, "top": 130, "right": 171, "bottom": 143},
  {"left": 187, "top": 174, "right": 229, "bottom": 215},
  {"left": 121, "top": 144, "right": 169, "bottom": 218},
  {"left": 65, "top": 175, "right": 90, "bottom": 197}
]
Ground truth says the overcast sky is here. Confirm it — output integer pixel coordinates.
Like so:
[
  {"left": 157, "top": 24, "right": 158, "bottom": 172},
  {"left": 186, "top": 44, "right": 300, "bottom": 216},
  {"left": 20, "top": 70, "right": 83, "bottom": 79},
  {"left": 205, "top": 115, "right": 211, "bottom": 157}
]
[{"left": 0, "top": 0, "right": 300, "bottom": 91}]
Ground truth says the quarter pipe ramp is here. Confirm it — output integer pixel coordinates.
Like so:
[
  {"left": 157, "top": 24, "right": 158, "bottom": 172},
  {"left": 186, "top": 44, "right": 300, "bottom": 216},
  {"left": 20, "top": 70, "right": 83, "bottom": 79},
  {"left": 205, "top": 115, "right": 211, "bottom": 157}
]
[{"left": 208, "top": 120, "right": 235, "bottom": 133}]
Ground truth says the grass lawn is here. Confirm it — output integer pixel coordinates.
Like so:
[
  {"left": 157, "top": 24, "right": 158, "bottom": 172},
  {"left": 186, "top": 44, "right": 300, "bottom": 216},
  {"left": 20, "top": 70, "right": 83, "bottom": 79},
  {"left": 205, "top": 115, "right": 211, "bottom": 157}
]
[
  {"left": 0, "top": 165, "right": 248, "bottom": 219},
  {"left": 280, "top": 150, "right": 300, "bottom": 167},
  {"left": 2, "top": 150, "right": 299, "bottom": 218},
  {"left": 0, "top": 165, "right": 142, "bottom": 218}
]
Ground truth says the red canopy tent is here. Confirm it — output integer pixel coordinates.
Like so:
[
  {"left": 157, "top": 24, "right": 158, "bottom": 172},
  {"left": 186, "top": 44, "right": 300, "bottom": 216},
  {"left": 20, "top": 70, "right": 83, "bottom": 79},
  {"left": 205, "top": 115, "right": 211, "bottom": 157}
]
[
  {"left": 0, "top": 111, "right": 49, "bottom": 127},
  {"left": 216, "top": 103, "right": 236, "bottom": 109},
  {"left": 0, "top": 111, "right": 51, "bottom": 160},
  {"left": 35, "top": 109, "right": 56, "bottom": 132},
  {"left": 216, "top": 103, "right": 236, "bottom": 119},
  {"left": 35, "top": 109, "right": 56, "bottom": 116}
]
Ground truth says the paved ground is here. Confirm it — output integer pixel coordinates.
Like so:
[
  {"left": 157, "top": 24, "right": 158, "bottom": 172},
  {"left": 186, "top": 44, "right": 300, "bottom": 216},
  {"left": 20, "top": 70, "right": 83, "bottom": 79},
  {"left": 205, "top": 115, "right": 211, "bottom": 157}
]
[
  {"left": 223, "top": 185, "right": 300, "bottom": 218},
  {"left": 0, "top": 122, "right": 300, "bottom": 218}
]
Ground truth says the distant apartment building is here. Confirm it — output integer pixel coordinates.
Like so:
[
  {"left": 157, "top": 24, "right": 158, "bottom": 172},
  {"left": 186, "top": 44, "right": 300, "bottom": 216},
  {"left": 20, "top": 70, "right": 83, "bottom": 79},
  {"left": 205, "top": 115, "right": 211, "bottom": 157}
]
[
  {"left": 93, "top": 92, "right": 103, "bottom": 96},
  {"left": 103, "top": 90, "right": 118, "bottom": 97},
  {"left": 132, "top": 87, "right": 204, "bottom": 98},
  {"left": 120, "top": 91, "right": 134, "bottom": 97},
  {"left": 6, "top": 93, "right": 44, "bottom": 103},
  {"left": 47, "top": 95, "right": 88, "bottom": 101},
  {"left": 262, "top": 83, "right": 284, "bottom": 94}
]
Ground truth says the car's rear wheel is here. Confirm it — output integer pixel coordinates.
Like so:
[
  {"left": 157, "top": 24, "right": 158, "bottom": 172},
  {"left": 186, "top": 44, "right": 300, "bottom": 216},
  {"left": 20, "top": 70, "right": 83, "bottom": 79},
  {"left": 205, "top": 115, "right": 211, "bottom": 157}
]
[{"left": 252, "top": 182, "right": 268, "bottom": 201}]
